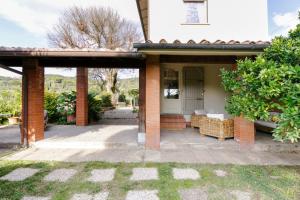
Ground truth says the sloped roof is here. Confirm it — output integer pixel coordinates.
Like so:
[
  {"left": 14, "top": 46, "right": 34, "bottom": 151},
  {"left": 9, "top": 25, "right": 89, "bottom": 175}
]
[
  {"left": 0, "top": 47, "right": 144, "bottom": 68},
  {"left": 133, "top": 39, "right": 270, "bottom": 55},
  {"left": 136, "top": 0, "right": 148, "bottom": 40}
]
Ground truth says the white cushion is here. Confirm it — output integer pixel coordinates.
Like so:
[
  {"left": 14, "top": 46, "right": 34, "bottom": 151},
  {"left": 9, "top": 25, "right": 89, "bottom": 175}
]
[
  {"left": 194, "top": 110, "right": 206, "bottom": 115},
  {"left": 207, "top": 114, "right": 224, "bottom": 121}
]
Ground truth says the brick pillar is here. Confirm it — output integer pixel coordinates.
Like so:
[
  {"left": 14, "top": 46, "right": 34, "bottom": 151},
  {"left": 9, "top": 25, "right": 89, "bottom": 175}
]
[
  {"left": 145, "top": 56, "right": 160, "bottom": 149},
  {"left": 23, "top": 59, "right": 44, "bottom": 143},
  {"left": 76, "top": 67, "right": 88, "bottom": 126},
  {"left": 234, "top": 116, "right": 255, "bottom": 147}
]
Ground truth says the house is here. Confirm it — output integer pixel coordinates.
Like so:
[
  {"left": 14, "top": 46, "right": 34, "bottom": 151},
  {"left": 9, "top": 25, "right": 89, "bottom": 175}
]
[
  {"left": 0, "top": 0, "right": 270, "bottom": 150},
  {"left": 134, "top": 0, "right": 269, "bottom": 149}
]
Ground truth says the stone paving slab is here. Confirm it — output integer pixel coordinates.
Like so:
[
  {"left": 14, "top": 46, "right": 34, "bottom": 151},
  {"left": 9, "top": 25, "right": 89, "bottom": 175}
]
[
  {"left": 173, "top": 168, "right": 200, "bottom": 180},
  {"left": 230, "top": 190, "right": 252, "bottom": 200},
  {"left": 43, "top": 168, "right": 77, "bottom": 182},
  {"left": 214, "top": 169, "right": 227, "bottom": 177},
  {"left": 22, "top": 197, "right": 51, "bottom": 200},
  {"left": 5, "top": 146, "right": 300, "bottom": 165},
  {"left": 0, "top": 168, "right": 40, "bottom": 181},
  {"left": 87, "top": 169, "right": 115, "bottom": 182},
  {"left": 179, "top": 188, "right": 208, "bottom": 200},
  {"left": 71, "top": 192, "right": 109, "bottom": 200},
  {"left": 130, "top": 168, "right": 158, "bottom": 181},
  {"left": 125, "top": 190, "right": 159, "bottom": 200}
]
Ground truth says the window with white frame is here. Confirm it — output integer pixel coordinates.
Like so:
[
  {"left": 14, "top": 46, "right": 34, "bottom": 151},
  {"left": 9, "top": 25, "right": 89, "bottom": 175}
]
[{"left": 184, "top": 0, "right": 208, "bottom": 24}]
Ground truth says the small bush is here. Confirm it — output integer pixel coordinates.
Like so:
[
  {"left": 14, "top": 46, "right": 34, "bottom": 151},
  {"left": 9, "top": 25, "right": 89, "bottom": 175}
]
[
  {"left": 56, "top": 91, "right": 76, "bottom": 116},
  {"left": 118, "top": 93, "right": 127, "bottom": 102},
  {"left": 44, "top": 91, "right": 60, "bottom": 122},
  {"left": 88, "top": 93, "right": 102, "bottom": 122},
  {"left": 100, "top": 93, "right": 113, "bottom": 107},
  {"left": 0, "top": 90, "right": 21, "bottom": 116}
]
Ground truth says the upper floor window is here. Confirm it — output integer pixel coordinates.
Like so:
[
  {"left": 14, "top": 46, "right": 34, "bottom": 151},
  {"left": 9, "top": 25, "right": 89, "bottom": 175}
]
[{"left": 184, "top": 0, "right": 208, "bottom": 24}]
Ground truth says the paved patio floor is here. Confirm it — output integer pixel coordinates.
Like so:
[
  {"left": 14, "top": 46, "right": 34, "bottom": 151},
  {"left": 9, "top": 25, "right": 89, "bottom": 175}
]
[{"left": 1, "top": 120, "right": 300, "bottom": 165}]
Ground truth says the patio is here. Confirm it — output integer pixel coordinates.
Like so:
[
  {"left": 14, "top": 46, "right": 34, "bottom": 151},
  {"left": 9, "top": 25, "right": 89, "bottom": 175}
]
[{"left": 1, "top": 121, "right": 299, "bottom": 153}]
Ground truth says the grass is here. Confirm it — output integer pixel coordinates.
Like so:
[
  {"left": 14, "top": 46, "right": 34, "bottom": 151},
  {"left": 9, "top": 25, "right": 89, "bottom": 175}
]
[{"left": 0, "top": 161, "right": 299, "bottom": 200}]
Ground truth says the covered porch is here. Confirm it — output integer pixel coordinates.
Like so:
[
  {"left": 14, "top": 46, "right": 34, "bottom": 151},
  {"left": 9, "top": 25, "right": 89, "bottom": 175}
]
[{"left": 0, "top": 41, "right": 272, "bottom": 150}]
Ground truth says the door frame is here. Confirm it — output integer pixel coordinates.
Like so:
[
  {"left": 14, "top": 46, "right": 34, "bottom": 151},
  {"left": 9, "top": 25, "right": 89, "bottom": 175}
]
[
  {"left": 160, "top": 65, "right": 183, "bottom": 114},
  {"left": 182, "top": 66, "right": 204, "bottom": 115}
]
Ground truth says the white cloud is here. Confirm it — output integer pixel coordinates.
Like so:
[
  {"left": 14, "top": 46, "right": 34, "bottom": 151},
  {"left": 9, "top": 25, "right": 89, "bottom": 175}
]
[
  {"left": 0, "top": 0, "right": 140, "bottom": 36},
  {"left": 270, "top": 8, "right": 299, "bottom": 38}
]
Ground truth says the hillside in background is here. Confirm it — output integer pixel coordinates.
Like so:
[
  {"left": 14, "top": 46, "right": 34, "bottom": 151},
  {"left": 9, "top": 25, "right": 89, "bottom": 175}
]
[{"left": 0, "top": 75, "right": 139, "bottom": 95}]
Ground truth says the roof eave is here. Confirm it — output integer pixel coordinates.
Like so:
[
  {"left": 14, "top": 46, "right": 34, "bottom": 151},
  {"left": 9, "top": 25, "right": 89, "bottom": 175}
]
[
  {"left": 133, "top": 43, "right": 269, "bottom": 56},
  {"left": 136, "top": 0, "right": 147, "bottom": 40}
]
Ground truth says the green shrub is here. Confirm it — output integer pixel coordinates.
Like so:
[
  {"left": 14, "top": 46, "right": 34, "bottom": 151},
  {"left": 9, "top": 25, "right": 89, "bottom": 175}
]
[
  {"left": 57, "top": 91, "right": 76, "bottom": 116},
  {"left": 221, "top": 21, "right": 300, "bottom": 142},
  {"left": 0, "top": 90, "right": 21, "bottom": 116},
  {"left": 118, "top": 93, "right": 127, "bottom": 102},
  {"left": 88, "top": 93, "right": 102, "bottom": 122},
  {"left": 100, "top": 93, "right": 113, "bottom": 107},
  {"left": 44, "top": 91, "right": 60, "bottom": 122}
]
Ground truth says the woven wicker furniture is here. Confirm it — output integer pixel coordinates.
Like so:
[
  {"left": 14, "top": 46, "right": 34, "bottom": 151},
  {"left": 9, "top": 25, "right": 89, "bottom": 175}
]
[
  {"left": 199, "top": 116, "right": 234, "bottom": 141},
  {"left": 191, "top": 114, "right": 206, "bottom": 128}
]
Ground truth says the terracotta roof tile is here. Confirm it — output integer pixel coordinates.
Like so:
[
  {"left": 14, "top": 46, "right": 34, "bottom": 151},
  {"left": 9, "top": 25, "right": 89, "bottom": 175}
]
[
  {"left": 187, "top": 40, "right": 196, "bottom": 44},
  {"left": 213, "top": 40, "right": 226, "bottom": 44},
  {"left": 199, "top": 39, "right": 211, "bottom": 44},
  {"left": 173, "top": 39, "right": 182, "bottom": 44},
  {"left": 228, "top": 40, "right": 240, "bottom": 44},
  {"left": 145, "top": 39, "right": 270, "bottom": 45},
  {"left": 159, "top": 39, "right": 167, "bottom": 44}
]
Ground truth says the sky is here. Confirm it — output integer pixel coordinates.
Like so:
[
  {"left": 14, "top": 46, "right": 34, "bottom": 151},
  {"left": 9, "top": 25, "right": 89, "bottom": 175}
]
[{"left": 0, "top": 0, "right": 299, "bottom": 77}]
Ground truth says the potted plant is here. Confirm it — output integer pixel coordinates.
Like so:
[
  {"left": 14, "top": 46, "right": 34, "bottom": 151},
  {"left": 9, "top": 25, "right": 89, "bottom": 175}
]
[
  {"left": 57, "top": 91, "right": 76, "bottom": 123},
  {"left": 7, "top": 101, "right": 21, "bottom": 125}
]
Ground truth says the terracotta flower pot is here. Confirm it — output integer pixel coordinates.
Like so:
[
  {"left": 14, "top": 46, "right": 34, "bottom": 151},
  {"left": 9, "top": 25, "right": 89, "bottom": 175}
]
[
  {"left": 8, "top": 117, "right": 20, "bottom": 125},
  {"left": 67, "top": 114, "right": 76, "bottom": 123}
]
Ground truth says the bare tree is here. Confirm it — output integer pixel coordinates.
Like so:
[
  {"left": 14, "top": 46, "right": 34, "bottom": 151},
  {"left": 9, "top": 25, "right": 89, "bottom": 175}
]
[{"left": 48, "top": 6, "right": 142, "bottom": 104}]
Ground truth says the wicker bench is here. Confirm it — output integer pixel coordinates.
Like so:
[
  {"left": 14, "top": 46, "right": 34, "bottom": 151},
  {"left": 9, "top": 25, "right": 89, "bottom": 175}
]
[
  {"left": 199, "top": 116, "right": 234, "bottom": 141},
  {"left": 191, "top": 114, "right": 206, "bottom": 128}
]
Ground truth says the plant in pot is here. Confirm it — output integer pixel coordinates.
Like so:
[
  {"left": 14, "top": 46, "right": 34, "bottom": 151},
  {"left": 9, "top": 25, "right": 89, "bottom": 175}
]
[
  {"left": 0, "top": 90, "right": 22, "bottom": 125},
  {"left": 57, "top": 91, "right": 76, "bottom": 123}
]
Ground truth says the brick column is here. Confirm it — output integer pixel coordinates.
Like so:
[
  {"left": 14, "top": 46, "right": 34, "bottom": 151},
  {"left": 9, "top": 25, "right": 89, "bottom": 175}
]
[
  {"left": 76, "top": 67, "right": 88, "bottom": 126},
  {"left": 23, "top": 59, "right": 44, "bottom": 143},
  {"left": 234, "top": 116, "right": 255, "bottom": 147},
  {"left": 145, "top": 56, "right": 160, "bottom": 149}
]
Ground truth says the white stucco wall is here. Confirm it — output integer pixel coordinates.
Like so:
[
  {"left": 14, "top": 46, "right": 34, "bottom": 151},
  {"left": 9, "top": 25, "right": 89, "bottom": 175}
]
[
  {"left": 203, "top": 65, "right": 230, "bottom": 118},
  {"left": 148, "top": 0, "right": 268, "bottom": 42},
  {"left": 160, "top": 64, "right": 230, "bottom": 120}
]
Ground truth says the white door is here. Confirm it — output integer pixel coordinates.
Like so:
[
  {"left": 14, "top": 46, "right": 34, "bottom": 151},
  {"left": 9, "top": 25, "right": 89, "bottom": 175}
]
[
  {"left": 183, "top": 67, "right": 204, "bottom": 114},
  {"left": 161, "top": 67, "right": 181, "bottom": 114}
]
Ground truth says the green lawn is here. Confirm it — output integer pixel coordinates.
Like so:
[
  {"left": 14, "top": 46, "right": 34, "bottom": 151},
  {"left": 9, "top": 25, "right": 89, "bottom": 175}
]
[{"left": 0, "top": 161, "right": 299, "bottom": 200}]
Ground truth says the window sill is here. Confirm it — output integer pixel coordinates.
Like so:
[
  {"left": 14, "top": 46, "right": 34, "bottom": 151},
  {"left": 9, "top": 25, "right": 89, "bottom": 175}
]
[{"left": 181, "top": 23, "right": 210, "bottom": 25}]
